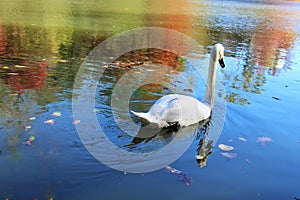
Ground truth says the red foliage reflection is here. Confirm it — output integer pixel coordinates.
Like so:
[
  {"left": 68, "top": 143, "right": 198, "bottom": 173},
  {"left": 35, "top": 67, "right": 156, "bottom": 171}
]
[
  {"left": 7, "top": 63, "right": 47, "bottom": 92},
  {"left": 0, "top": 26, "right": 5, "bottom": 55}
]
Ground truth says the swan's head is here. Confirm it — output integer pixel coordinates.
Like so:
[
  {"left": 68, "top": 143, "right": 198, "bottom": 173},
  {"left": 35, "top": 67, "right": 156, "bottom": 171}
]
[{"left": 214, "top": 43, "right": 225, "bottom": 68}]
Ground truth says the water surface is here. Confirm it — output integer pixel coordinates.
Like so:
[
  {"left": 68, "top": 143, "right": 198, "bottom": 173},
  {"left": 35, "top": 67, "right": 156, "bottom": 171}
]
[{"left": 0, "top": 0, "right": 300, "bottom": 199}]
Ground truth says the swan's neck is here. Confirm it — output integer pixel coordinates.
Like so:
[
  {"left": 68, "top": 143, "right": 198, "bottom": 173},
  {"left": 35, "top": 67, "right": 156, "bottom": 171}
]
[{"left": 203, "top": 53, "right": 218, "bottom": 109}]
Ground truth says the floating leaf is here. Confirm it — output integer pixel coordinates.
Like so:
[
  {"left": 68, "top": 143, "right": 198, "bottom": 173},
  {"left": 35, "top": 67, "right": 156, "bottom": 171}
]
[
  {"left": 9, "top": 93, "right": 18, "bottom": 96},
  {"left": 272, "top": 96, "right": 281, "bottom": 101},
  {"left": 166, "top": 166, "right": 181, "bottom": 174},
  {"left": 3, "top": 66, "right": 9, "bottom": 69},
  {"left": 218, "top": 144, "right": 234, "bottom": 151},
  {"left": 44, "top": 119, "right": 55, "bottom": 125},
  {"left": 51, "top": 111, "right": 62, "bottom": 117},
  {"left": 25, "top": 126, "right": 31, "bottom": 131},
  {"left": 221, "top": 152, "right": 237, "bottom": 158},
  {"left": 178, "top": 173, "right": 192, "bottom": 186},
  {"left": 166, "top": 166, "right": 192, "bottom": 186},
  {"left": 72, "top": 120, "right": 80, "bottom": 125},
  {"left": 23, "top": 136, "right": 35, "bottom": 145},
  {"left": 29, "top": 117, "right": 36, "bottom": 121},
  {"left": 238, "top": 137, "right": 247, "bottom": 142},
  {"left": 257, "top": 136, "right": 272, "bottom": 144}
]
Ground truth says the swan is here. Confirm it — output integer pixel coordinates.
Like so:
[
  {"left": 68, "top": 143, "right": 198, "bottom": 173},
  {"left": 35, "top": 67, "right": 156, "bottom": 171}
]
[{"left": 131, "top": 43, "right": 225, "bottom": 128}]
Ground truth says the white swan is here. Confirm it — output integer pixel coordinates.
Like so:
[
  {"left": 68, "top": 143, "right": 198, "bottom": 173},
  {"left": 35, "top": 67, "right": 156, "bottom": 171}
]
[{"left": 131, "top": 43, "right": 225, "bottom": 128}]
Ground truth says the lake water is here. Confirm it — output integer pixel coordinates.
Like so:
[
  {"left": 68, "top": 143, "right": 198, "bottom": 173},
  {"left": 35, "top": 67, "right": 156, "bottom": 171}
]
[{"left": 0, "top": 0, "right": 300, "bottom": 199}]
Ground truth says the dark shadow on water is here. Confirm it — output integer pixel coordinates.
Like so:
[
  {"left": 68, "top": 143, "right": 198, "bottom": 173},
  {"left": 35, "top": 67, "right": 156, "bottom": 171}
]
[
  {"left": 124, "top": 118, "right": 213, "bottom": 168},
  {"left": 125, "top": 124, "right": 179, "bottom": 148}
]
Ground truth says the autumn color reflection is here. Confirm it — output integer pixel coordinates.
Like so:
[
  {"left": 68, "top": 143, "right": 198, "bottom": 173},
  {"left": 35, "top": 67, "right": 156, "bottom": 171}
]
[
  {"left": 5, "top": 63, "right": 47, "bottom": 92},
  {"left": 251, "top": 17, "right": 297, "bottom": 76}
]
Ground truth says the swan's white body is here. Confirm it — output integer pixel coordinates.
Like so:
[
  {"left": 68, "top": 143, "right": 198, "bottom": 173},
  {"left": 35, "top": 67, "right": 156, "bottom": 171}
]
[
  {"left": 131, "top": 44, "right": 225, "bottom": 128},
  {"left": 131, "top": 94, "right": 211, "bottom": 128}
]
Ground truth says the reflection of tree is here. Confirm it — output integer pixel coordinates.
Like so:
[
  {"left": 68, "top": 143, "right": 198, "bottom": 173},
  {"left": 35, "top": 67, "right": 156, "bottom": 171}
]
[
  {"left": 250, "top": 18, "right": 297, "bottom": 75},
  {"left": 206, "top": 5, "right": 298, "bottom": 105},
  {"left": 113, "top": 48, "right": 186, "bottom": 70},
  {"left": 222, "top": 54, "right": 267, "bottom": 105},
  {"left": 5, "top": 64, "right": 47, "bottom": 92},
  {"left": 0, "top": 92, "right": 38, "bottom": 158}
]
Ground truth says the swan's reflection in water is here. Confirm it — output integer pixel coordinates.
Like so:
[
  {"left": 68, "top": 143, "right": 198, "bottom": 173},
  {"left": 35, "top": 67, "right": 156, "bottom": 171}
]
[
  {"left": 195, "top": 120, "right": 214, "bottom": 168},
  {"left": 125, "top": 119, "right": 213, "bottom": 168}
]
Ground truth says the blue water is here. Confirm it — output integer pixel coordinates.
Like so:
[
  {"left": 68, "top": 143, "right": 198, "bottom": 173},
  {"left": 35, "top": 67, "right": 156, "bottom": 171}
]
[{"left": 0, "top": 0, "right": 300, "bottom": 199}]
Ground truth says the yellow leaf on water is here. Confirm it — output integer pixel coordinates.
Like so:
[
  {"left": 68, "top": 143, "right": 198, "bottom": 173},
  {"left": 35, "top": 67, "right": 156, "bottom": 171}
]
[
  {"left": 218, "top": 144, "right": 234, "bottom": 151},
  {"left": 28, "top": 135, "right": 35, "bottom": 141},
  {"left": 51, "top": 111, "right": 62, "bottom": 117},
  {"left": 3, "top": 66, "right": 9, "bottom": 69}
]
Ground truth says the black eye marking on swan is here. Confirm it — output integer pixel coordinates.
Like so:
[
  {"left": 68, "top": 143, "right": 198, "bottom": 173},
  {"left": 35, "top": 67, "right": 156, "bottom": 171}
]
[{"left": 219, "top": 58, "right": 225, "bottom": 68}]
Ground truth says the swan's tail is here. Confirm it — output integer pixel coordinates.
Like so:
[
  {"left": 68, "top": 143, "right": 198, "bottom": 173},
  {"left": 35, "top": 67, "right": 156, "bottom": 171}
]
[{"left": 130, "top": 110, "right": 152, "bottom": 126}]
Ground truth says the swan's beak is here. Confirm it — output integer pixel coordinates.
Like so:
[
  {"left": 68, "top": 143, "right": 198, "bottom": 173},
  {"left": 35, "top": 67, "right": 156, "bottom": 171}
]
[{"left": 219, "top": 58, "right": 225, "bottom": 68}]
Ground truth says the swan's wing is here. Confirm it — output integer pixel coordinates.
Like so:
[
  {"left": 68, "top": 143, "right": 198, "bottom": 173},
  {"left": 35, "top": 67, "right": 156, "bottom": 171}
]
[
  {"left": 150, "top": 94, "right": 211, "bottom": 125},
  {"left": 130, "top": 95, "right": 178, "bottom": 127},
  {"left": 148, "top": 94, "right": 177, "bottom": 115},
  {"left": 148, "top": 95, "right": 186, "bottom": 123},
  {"left": 145, "top": 94, "right": 211, "bottom": 127},
  {"left": 158, "top": 97, "right": 183, "bottom": 123}
]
